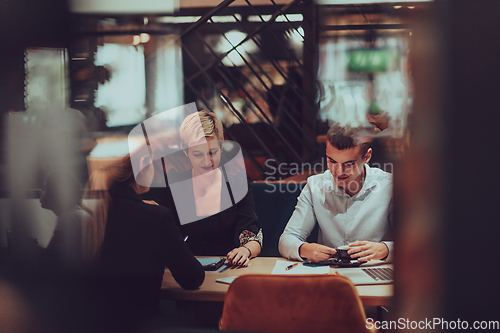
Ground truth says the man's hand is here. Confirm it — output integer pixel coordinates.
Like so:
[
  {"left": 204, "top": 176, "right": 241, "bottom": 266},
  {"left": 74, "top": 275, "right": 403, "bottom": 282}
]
[
  {"left": 299, "top": 243, "right": 336, "bottom": 263},
  {"left": 348, "top": 241, "right": 388, "bottom": 261}
]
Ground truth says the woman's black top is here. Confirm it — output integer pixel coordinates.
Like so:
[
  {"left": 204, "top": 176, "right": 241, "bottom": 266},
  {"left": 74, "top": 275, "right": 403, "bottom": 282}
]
[
  {"left": 157, "top": 169, "right": 260, "bottom": 256},
  {"left": 92, "top": 183, "right": 205, "bottom": 332}
]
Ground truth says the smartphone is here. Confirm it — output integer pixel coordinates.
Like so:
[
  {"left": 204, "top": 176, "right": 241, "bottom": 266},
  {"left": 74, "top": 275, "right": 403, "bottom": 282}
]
[{"left": 198, "top": 257, "right": 226, "bottom": 271}]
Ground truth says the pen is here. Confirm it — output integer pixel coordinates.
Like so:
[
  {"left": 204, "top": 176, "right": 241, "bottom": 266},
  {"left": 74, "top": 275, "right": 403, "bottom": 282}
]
[
  {"left": 184, "top": 235, "right": 189, "bottom": 242},
  {"left": 286, "top": 263, "right": 298, "bottom": 271}
]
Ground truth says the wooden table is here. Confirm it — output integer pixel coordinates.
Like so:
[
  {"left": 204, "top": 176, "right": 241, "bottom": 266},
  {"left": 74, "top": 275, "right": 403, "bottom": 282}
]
[{"left": 161, "top": 257, "right": 393, "bottom": 307}]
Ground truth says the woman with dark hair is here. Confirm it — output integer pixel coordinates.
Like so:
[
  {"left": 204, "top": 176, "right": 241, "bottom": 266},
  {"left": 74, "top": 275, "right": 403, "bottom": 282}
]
[{"left": 84, "top": 154, "right": 204, "bottom": 332}]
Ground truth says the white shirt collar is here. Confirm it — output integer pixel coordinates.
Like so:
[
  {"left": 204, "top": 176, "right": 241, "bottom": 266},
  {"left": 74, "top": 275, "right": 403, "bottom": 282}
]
[{"left": 328, "top": 164, "right": 378, "bottom": 198}]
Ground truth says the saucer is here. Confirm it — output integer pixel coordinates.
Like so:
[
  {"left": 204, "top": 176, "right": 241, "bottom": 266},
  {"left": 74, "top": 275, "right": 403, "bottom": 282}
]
[
  {"left": 302, "top": 258, "right": 364, "bottom": 267},
  {"left": 331, "top": 259, "right": 364, "bottom": 268}
]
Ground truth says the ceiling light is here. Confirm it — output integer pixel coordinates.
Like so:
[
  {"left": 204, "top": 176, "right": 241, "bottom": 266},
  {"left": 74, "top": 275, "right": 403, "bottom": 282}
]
[
  {"left": 247, "top": 15, "right": 272, "bottom": 22},
  {"left": 140, "top": 33, "right": 150, "bottom": 43},
  {"left": 248, "top": 14, "right": 303, "bottom": 23},
  {"left": 210, "top": 14, "right": 242, "bottom": 23},
  {"left": 215, "top": 30, "right": 258, "bottom": 67},
  {"left": 155, "top": 16, "right": 201, "bottom": 24},
  {"left": 276, "top": 14, "right": 303, "bottom": 22},
  {"left": 154, "top": 15, "right": 242, "bottom": 24}
]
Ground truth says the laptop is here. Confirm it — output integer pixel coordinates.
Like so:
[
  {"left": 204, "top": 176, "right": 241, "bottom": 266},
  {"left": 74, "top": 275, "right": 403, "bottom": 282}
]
[{"left": 336, "top": 266, "right": 393, "bottom": 285}]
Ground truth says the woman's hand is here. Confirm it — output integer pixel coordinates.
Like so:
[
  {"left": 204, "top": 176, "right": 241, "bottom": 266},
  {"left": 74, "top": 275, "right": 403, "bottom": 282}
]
[{"left": 226, "top": 246, "right": 251, "bottom": 267}]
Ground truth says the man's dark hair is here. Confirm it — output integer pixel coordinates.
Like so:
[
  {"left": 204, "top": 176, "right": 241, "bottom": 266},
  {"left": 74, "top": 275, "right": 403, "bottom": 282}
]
[{"left": 326, "top": 124, "right": 370, "bottom": 157}]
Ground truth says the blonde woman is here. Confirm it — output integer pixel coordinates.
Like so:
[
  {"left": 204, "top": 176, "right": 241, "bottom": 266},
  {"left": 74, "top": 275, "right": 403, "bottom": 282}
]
[
  {"left": 84, "top": 154, "right": 204, "bottom": 332},
  {"left": 157, "top": 111, "right": 262, "bottom": 267}
]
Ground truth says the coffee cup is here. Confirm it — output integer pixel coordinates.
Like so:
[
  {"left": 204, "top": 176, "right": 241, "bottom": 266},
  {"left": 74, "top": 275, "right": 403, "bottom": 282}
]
[{"left": 335, "top": 245, "right": 352, "bottom": 263}]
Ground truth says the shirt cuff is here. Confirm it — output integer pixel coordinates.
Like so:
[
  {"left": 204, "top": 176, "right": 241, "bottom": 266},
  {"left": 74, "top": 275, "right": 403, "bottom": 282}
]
[
  {"left": 295, "top": 242, "right": 307, "bottom": 261},
  {"left": 239, "top": 229, "right": 263, "bottom": 248},
  {"left": 381, "top": 241, "right": 393, "bottom": 262},
  {"left": 284, "top": 239, "right": 306, "bottom": 261}
]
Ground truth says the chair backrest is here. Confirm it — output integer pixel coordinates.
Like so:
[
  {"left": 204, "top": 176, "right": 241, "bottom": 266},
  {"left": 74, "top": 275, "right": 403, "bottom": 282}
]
[
  {"left": 219, "top": 274, "right": 369, "bottom": 333},
  {"left": 251, "top": 182, "right": 317, "bottom": 257}
]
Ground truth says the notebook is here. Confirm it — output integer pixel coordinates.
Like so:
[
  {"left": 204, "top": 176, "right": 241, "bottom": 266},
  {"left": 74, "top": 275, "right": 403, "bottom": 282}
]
[{"left": 336, "top": 266, "right": 393, "bottom": 285}]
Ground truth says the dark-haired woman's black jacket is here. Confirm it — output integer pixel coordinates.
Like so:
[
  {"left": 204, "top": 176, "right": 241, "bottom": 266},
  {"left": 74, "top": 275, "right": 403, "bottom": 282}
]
[{"left": 92, "top": 183, "right": 204, "bottom": 332}]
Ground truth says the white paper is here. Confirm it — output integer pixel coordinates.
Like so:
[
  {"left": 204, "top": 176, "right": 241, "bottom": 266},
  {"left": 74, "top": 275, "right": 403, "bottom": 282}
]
[{"left": 271, "top": 260, "right": 330, "bottom": 275}]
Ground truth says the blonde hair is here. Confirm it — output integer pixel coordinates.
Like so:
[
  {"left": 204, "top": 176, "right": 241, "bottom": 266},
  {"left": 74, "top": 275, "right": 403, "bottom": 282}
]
[
  {"left": 179, "top": 111, "right": 224, "bottom": 149},
  {"left": 82, "top": 155, "right": 135, "bottom": 263}
]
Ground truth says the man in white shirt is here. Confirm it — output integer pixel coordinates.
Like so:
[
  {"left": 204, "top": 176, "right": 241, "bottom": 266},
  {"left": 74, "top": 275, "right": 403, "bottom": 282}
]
[{"left": 279, "top": 125, "right": 393, "bottom": 263}]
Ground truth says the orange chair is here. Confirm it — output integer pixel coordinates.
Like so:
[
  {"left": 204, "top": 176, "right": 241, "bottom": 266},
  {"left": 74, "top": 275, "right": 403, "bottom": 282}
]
[{"left": 219, "top": 274, "right": 371, "bottom": 333}]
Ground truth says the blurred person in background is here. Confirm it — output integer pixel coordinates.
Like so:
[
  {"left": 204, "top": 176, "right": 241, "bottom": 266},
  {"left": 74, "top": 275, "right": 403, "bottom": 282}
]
[
  {"left": 3, "top": 174, "right": 94, "bottom": 333},
  {"left": 40, "top": 171, "right": 91, "bottom": 271}
]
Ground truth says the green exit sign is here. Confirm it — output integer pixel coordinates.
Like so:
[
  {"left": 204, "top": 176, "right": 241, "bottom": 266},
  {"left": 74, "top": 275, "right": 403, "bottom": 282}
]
[{"left": 347, "top": 49, "right": 397, "bottom": 72}]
